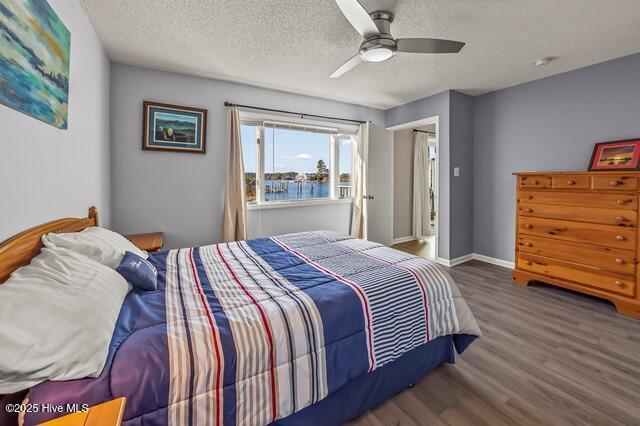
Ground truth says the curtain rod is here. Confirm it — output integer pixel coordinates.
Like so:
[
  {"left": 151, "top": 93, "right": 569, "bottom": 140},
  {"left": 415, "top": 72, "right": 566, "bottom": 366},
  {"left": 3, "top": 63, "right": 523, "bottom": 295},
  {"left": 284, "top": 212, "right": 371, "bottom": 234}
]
[
  {"left": 412, "top": 128, "right": 435, "bottom": 135},
  {"left": 224, "top": 101, "right": 366, "bottom": 125}
]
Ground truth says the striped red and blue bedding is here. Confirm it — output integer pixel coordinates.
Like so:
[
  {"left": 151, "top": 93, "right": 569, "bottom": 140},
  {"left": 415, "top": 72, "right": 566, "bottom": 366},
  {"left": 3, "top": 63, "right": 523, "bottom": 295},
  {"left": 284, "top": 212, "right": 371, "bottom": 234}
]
[{"left": 25, "top": 231, "right": 480, "bottom": 425}]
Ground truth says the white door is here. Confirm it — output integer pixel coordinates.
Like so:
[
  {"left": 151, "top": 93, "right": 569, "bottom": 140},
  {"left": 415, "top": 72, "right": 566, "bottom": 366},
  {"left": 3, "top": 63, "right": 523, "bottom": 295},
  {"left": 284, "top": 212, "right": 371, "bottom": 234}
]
[{"left": 365, "top": 123, "right": 393, "bottom": 245}]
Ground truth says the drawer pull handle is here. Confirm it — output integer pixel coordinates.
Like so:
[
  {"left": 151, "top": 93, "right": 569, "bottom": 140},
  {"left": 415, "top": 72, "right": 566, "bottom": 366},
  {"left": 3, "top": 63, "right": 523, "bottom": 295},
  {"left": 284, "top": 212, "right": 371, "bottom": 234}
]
[
  {"left": 610, "top": 180, "right": 620, "bottom": 186},
  {"left": 616, "top": 199, "right": 626, "bottom": 205},
  {"left": 616, "top": 235, "right": 625, "bottom": 241},
  {"left": 525, "top": 224, "right": 533, "bottom": 229},
  {"left": 527, "top": 195, "right": 533, "bottom": 199},
  {"left": 525, "top": 242, "right": 533, "bottom": 247},
  {"left": 614, "top": 280, "right": 625, "bottom": 288},
  {"left": 532, "top": 180, "right": 539, "bottom": 185},
  {"left": 615, "top": 258, "right": 624, "bottom": 264},
  {"left": 616, "top": 216, "right": 625, "bottom": 221},
  {"left": 524, "top": 208, "right": 533, "bottom": 213},
  {"left": 524, "top": 261, "right": 532, "bottom": 266},
  {"left": 567, "top": 180, "right": 575, "bottom": 185}
]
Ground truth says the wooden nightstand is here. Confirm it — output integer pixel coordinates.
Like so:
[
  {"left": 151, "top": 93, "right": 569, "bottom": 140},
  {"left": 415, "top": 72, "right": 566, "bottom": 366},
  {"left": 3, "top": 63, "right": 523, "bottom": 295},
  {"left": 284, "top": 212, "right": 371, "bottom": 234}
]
[
  {"left": 40, "top": 397, "right": 126, "bottom": 425},
  {"left": 125, "top": 232, "right": 164, "bottom": 252}
]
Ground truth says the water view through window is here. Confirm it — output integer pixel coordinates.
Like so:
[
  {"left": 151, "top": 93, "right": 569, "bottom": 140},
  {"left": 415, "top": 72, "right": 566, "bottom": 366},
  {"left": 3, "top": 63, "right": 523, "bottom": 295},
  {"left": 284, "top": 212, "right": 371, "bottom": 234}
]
[
  {"left": 241, "top": 123, "right": 353, "bottom": 203},
  {"left": 264, "top": 126, "right": 331, "bottom": 201}
]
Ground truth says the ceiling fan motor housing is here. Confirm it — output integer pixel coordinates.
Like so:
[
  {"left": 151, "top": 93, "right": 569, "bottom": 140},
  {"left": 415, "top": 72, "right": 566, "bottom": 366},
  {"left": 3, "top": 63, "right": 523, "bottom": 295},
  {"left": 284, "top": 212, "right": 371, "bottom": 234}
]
[
  {"left": 370, "top": 11, "right": 393, "bottom": 35},
  {"left": 360, "top": 11, "right": 397, "bottom": 62},
  {"left": 330, "top": 1, "right": 465, "bottom": 77}
]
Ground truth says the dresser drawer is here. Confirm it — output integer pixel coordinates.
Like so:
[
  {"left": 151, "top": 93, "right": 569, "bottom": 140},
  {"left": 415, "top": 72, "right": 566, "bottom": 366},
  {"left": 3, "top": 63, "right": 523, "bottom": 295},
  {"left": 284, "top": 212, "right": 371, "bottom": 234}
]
[
  {"left": 518, "top": 253, "right": 635, "bottom": 297},
  {"left": 517, "top": 235, "right": 636, "bottom": 275},
  {"left": 518, "top": 203, "right": 636, "bottom": 227},
  {"left": 592, "top": 175, "right": 638, "bottom": 191},
  {"left": 519, "top": 175, "right": 551, "bottom": 189},
  {"left": 552, "top": 175, "right": 590, "bottom": 189},
  {"left": 519, "top": 217, "right": 636, "bottom": 250},
  {"left": 519, "top": 191, "right": 638, "bottom": 210}
]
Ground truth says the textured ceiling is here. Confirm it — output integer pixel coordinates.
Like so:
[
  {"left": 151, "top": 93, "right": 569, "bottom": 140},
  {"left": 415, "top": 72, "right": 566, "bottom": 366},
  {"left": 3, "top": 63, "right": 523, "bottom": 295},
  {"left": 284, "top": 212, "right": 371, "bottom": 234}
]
[{"left": 80, "top": 0, "right": 640, "bottom": 109}]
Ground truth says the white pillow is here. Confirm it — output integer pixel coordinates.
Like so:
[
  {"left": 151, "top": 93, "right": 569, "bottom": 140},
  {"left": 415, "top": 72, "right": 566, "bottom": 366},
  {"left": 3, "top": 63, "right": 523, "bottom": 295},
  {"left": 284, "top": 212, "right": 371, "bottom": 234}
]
[
  {"left": 42, "top": 227, "right": 147, "bottom": 269},
  {"left": 0, "top": 247, "right": 129, "bottom": 393}
]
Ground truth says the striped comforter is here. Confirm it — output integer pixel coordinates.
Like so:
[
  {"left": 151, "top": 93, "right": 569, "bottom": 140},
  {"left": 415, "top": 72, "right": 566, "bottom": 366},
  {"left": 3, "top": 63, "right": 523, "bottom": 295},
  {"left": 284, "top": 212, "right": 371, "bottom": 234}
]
[{"left": 26, "top": 231, "right": 480, "bottom": 426}]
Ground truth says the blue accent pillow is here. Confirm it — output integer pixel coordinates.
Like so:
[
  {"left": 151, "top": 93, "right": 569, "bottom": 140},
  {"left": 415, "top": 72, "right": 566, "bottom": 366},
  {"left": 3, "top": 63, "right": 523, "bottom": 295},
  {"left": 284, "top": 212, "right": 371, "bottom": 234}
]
[{"left": 116, "top": 251, "right": 158, "bottom": 292}]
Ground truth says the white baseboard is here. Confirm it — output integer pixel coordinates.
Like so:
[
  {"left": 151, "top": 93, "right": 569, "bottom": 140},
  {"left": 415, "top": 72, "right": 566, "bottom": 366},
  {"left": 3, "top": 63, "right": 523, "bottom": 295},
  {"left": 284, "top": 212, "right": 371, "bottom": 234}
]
[
  {"left": 392, "top": 235, "right": 417, "bottom": 244},
  {"left": 472, "top": 253, "right": 515, "bottom": 269},
  {"left": 436, "top": 254, "right": 473, "bottom": 267},
  {"left": 436, "top": 253, "right": 514, "bottom": 269},
  {"left": 435, "top": 258, "right": 450, "bottom": 266}
]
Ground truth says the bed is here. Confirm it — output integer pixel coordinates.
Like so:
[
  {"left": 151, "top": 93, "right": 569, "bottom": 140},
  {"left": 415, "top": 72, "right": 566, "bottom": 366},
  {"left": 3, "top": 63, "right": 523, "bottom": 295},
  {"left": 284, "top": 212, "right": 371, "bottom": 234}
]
[{"left": 0, "top": 207, "right": 480, "bottom": 425}]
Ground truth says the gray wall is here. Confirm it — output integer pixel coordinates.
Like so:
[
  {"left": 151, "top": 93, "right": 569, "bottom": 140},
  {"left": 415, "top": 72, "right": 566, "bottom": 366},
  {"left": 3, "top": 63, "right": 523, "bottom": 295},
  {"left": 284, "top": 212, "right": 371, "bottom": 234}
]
[
  {"left": 0, "top": 0, "right": 111, "bottom": 242},
  {"left": 473, "top": 53, "right": 640, "bottom": 262},
  {"left": 449, "top": 91, "right": 474, "bottom": 258},
  {"left": 110, "top": 64, "right": 384, "bottom": 249}
]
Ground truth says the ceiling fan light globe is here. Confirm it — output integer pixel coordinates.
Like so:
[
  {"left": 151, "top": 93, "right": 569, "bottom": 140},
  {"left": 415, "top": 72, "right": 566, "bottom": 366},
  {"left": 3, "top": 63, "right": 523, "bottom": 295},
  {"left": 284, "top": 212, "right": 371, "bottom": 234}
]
[{"left": 361, "top": 47, "right": 394, "bottom": 62}]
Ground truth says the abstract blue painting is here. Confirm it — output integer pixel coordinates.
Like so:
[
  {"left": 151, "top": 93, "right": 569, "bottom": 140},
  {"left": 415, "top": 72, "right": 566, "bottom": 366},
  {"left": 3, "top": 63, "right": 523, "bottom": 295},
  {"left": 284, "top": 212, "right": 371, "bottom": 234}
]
[{"left": 0, "top": 0, "right": 70, "bottom": 129}]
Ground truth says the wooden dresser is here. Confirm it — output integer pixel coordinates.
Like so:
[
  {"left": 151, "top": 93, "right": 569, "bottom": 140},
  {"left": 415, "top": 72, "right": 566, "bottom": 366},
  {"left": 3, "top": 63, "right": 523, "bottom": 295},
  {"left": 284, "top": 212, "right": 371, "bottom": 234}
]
[{"left": 513, "top": 171, "right": 640, "bottom": 319}]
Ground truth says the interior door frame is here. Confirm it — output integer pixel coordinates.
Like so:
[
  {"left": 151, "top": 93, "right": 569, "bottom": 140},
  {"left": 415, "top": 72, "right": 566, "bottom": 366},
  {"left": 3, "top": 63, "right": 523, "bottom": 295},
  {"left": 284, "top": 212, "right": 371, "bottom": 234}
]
[{"left": 387, "top": 116, "right": 440, "bottom": 259}]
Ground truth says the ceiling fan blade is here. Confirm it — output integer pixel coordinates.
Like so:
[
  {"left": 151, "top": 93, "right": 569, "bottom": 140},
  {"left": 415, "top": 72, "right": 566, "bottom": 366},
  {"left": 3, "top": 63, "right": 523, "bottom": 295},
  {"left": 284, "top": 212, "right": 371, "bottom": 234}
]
[
  {"left": 396, "top": 38, "right": 465, "bottom": 54},
  {"left": 335, "top": 0, "right": 379, "bottom": 38},
  {"left": 330, "top": 54, "right": 363, "bottom": 78}
]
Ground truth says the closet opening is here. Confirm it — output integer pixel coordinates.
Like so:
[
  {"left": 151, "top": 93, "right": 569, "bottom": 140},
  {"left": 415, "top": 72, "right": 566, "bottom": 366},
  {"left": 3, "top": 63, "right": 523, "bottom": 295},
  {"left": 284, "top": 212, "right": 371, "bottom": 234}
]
[{"left": 389, "top": 118, "right": 439, "bottom": 260}]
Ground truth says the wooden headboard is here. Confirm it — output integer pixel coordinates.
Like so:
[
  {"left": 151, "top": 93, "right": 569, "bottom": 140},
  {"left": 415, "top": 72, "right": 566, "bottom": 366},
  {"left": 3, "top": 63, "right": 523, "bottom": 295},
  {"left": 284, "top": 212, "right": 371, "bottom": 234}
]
[{"left": 0, "top": 206, "right": 99, "bottom": 284}]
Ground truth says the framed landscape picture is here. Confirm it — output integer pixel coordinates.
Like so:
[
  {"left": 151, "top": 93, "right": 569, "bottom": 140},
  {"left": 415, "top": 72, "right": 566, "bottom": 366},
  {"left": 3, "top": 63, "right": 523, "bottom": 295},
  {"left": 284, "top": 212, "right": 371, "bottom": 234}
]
[
  {"left": 142, "top": 101, "right": 207, "bottom": 154},
  {"left": 588, "top": 139, "right": 640, "bottom": 171}
]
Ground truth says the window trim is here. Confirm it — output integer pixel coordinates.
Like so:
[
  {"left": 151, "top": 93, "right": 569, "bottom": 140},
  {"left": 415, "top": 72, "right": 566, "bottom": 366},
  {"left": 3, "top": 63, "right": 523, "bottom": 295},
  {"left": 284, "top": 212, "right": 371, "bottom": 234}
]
[
  {"left": 240, "top": 112, "right": 356, "bottom": 207},
  {"left": 240, "top": 110, "right": 359, "bottom": 134},
  {"left": 247, "top": 197, "right": 353, "bottom": 211}
]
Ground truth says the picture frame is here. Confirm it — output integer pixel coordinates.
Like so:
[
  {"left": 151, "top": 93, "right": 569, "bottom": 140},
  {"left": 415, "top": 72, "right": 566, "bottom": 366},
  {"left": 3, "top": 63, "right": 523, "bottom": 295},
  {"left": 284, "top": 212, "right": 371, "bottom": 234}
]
[
  {"left": 588, "top": 138, "right": 640, "bottom": 171},
  {"left": 1, "top": 0, "right": 70, "bottom": 129},
  {"left": 142, "top": 101, "right": 207, "bottom": 154}
]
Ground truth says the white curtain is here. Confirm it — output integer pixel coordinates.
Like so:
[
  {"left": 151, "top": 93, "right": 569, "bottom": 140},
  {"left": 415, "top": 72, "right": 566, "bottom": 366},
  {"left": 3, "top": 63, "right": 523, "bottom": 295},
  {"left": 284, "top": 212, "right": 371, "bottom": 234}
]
[
  {"left": 350, "top": 122, "right": 369, "bottom": 239},
  {"left": 413, "top": 131, "right": 432, "bottom": 239},
  {"left": 222, "top": 106, "right": 248, "bottom": 242}
]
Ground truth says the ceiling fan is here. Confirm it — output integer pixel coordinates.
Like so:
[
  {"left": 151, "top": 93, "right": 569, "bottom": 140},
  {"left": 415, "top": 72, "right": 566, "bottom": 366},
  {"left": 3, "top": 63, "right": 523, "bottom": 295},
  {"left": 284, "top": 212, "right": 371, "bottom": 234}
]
[{"left": 330, "top": 0, "right": 466, "bottom": 78}]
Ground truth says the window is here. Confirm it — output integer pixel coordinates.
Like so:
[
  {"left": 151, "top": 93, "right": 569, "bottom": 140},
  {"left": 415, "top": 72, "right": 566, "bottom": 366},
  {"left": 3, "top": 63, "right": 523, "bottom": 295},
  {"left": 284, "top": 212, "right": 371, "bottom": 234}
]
[
  {"left": 240, "top": 116, "right": 356, "bottom": 206},
  {"left": 240, "top": 124, "right": 258, "bottom": 202},
  {"left": 338, "top": 135, "right": 354, "bottom": 199},
  {"left": 263, "top": 126, "right": 331, "bottom": 202}
]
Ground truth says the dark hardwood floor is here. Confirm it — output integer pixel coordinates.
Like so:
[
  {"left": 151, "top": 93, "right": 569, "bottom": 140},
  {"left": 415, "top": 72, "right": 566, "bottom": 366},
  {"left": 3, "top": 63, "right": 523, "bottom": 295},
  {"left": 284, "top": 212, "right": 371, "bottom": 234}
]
[{"left": 348, "top": 253, "right": 640, "bottom": 425}]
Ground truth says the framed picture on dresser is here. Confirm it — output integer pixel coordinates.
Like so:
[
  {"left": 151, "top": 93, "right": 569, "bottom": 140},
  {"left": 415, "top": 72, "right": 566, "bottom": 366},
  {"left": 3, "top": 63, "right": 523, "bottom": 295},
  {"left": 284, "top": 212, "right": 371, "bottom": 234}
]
[
  {"left": 589, "top": 138, "right": 640, "bottom": 171},
  {"left": 142, "top": 101, "right": 207, "bottom": 154}
]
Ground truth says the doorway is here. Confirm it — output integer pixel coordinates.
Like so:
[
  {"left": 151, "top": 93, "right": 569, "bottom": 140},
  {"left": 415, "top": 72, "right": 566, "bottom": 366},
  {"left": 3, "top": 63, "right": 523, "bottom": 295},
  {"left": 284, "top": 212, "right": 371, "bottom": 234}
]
[{"left": 388, "top": 117, "right": 439, "bottom": 260}]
